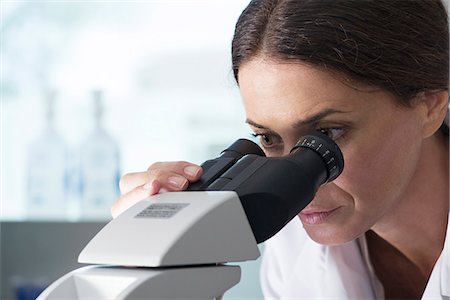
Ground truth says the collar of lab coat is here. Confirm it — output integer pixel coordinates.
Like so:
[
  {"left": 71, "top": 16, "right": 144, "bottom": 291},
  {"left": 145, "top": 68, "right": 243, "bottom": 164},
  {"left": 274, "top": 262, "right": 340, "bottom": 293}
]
[
  {"left": 422, "top": 212, "right": 450, "bottom": 299},
  {"left": 441, "top": 213, "right": 449, "bottom": 297}
]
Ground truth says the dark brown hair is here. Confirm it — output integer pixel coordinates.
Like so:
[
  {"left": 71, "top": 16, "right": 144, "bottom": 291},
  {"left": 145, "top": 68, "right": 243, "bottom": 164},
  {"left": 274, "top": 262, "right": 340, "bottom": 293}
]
[{"left": 232, "top": 0, "right": 449, "bottom": 106}]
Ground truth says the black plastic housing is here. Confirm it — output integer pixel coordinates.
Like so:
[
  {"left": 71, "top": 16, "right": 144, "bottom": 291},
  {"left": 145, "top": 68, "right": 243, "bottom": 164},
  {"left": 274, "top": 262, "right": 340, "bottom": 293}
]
[{"left": 188, "top": 131, "right": 344, "bottom": 243}]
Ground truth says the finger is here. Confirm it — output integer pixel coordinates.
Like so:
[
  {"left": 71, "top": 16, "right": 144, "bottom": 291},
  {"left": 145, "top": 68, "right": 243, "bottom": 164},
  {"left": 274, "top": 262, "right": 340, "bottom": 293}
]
[
  {"left": 146, "top": 170, "right": 189, "bottom": 191},
  {"left": 148, "top": 161, "right": 203, "bottom": 181},
  {"left": 145, "top": 163, "right": 202, "bottom": 192},
  {"left": 119, "top": 171, "right": 148, "bottom": 195},
  {"left": 111, "top": 181, "right": 160, "bottom": 218},
  {"left": 119, "top": 162, "right": 202, "bottom": 195}
]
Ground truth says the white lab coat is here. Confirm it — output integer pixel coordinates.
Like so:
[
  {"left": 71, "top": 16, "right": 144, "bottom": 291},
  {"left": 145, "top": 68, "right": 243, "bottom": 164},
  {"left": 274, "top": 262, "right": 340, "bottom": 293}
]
[{"left": 260, "top": 214, "right": 449, "bottom": 299}]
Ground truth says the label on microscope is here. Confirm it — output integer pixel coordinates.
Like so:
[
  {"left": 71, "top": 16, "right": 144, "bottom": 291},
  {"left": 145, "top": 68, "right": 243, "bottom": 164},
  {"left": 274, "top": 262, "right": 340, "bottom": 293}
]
[{"left": 135, "top": 203, "right": 189, "bottom": 219}]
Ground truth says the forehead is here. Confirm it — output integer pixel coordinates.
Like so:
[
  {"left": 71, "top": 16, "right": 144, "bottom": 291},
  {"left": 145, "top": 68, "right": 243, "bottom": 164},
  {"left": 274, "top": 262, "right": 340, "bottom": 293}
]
[{"left": 238, "top": 58, "right": 381, "bottom": 122}]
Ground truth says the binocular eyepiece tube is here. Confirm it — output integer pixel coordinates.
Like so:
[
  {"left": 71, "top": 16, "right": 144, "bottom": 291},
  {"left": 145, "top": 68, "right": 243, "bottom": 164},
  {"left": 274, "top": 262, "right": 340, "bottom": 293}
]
[{"left": 188, "top": 131, "right": 344, "bottom": 243}]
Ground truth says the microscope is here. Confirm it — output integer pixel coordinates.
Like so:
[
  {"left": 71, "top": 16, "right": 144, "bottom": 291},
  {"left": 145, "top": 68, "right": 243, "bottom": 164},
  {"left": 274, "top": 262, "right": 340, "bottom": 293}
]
[{"left": 37, "top": 131, "right": 344, "bottom": 300}]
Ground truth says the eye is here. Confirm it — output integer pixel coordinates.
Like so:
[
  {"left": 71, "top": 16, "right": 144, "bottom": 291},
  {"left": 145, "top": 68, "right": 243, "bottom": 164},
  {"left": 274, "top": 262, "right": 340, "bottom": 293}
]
[
  {"left": 251, "top": 133, "right": 281, "bottom": 149},
  {"left": 317, "top": 127, "right": 345, "bottom": 141}
]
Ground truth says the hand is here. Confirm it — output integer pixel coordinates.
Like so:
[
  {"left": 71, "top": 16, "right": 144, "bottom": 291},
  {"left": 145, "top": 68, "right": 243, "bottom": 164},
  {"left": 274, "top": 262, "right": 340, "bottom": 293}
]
[{"left": 111, "top": 161, "right": 203, "bottom": 218}]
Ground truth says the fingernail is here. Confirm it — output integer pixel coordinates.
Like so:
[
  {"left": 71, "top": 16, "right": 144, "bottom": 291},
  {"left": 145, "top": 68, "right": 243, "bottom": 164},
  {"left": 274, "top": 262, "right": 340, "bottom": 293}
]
[
  {"left": 168, "top": 176, "right": 187, "bottom": 188},
  {"left": 184, "top": 165, "right": 200, "bottom": 177}
]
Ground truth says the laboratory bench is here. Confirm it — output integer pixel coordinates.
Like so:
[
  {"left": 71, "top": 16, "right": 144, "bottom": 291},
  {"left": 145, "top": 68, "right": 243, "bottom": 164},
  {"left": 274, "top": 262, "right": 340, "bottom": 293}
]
[
  {"left": 0, "top": 221, "right": 263, "bottom": 300},
  {"left": 0, "top": 221, "right": 106, "bottom": 300}
]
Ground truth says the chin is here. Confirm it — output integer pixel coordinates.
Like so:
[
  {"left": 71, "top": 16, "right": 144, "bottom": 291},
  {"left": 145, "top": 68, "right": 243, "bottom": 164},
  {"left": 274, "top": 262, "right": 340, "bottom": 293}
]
[{"left": 302, "top": 225, "right": 360, "bottom": 246}]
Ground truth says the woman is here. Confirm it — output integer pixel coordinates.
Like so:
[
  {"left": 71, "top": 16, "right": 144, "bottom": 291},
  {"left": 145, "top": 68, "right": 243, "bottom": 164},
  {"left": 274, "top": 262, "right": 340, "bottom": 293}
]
[{"left": 112, "top": 0, "right": 449, "bottom": 298}]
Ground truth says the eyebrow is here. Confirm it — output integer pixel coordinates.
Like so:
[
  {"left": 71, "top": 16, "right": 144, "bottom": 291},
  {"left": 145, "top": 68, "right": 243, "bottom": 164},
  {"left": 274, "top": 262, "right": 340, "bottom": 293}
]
[{"left": 245, "top": 108, "right": 350, "bottom": 129}]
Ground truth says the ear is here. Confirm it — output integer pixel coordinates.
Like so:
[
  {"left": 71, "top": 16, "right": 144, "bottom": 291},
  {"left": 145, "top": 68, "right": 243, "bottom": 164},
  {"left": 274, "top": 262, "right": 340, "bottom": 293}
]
[{"left": 419, "top": 90, "right": 449, "bottom": 138}]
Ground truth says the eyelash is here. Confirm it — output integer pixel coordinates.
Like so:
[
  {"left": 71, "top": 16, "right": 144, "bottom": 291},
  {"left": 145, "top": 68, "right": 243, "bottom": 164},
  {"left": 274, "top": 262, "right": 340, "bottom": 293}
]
[
  {"left": 251, "top": 127, "right": 346, "bottom": 150},
  {"left": 251, "top": 132, "right": 281, "bottom": 150},
  {"left": 316, "top": 127, "right": 346, "bottom": 141}
]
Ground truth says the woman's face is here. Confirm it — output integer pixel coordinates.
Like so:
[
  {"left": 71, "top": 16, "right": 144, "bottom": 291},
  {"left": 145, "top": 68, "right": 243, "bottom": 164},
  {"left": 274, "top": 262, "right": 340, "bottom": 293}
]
[{"left": 238, "top": 58, "right": 426, "bottom": 245}]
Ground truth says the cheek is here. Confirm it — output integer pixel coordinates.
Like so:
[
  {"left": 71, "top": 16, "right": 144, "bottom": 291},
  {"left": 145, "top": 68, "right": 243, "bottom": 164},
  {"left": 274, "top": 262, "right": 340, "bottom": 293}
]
[{"left": 335, "top": 126, "right": 422, "bottom": 212}]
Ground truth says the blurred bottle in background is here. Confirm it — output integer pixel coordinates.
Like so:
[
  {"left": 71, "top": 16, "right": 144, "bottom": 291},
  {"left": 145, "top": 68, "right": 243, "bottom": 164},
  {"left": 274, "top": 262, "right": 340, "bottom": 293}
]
[
  {"left": 26, "top": 90, "right": 69, "bottom": 219},
  {"left": 79, "top": 90, "right": 120, "bottom": 220}
]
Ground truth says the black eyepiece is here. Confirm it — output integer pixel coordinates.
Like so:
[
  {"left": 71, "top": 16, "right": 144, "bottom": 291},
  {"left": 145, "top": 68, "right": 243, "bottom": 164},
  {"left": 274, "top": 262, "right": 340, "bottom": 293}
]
[
  {"left": 220, "top": 138, "right": 266, "bottom": 158},
  {"left": 292, "top": 131, "right": 344, "bottom": 182},
  {"left": 188, "top": 131, "right": 345, "bottom": 243}
]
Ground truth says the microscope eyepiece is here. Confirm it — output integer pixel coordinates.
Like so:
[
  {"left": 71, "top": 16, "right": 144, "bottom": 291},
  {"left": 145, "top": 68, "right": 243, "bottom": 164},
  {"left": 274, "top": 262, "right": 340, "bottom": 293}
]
[
  {"left": 292, "top": 131, "right": 344, "bottom": 182},
  {"left": 189, "top": 131, "right": 344, "bottom": 243},
  {"left": 187, "top": 139, "right": 265, "bottom": 191},
  {"left": 220, "top": 138, "right": 266, "bottom": 158}
]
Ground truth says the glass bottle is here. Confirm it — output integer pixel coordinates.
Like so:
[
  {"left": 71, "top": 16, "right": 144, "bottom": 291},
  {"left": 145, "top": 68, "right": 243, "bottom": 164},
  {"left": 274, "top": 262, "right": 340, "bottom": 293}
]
[
  {"left": 26, "top": 90, "right": 69, "bottom": 219},
  {"left": 79, "top": 90, "right": 120, "bottom": 220}
]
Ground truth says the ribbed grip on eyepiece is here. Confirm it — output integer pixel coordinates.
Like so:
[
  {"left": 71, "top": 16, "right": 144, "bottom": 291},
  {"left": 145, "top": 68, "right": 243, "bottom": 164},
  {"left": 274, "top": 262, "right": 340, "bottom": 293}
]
[{"left": 292, "top": 131, "right": 344, "bottom": 182}]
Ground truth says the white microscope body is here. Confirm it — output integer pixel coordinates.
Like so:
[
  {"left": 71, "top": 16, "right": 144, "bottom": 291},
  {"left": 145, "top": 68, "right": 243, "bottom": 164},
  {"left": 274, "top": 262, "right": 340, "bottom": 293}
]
[{"left": 37, "top": 191, "right": 260, "bottom": 300}]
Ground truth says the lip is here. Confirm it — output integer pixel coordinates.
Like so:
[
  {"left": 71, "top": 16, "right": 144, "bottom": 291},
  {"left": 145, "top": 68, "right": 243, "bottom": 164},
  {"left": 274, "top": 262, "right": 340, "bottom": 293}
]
[{"left": 299, "top": 207, "right": 341, "bottom": 225}]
